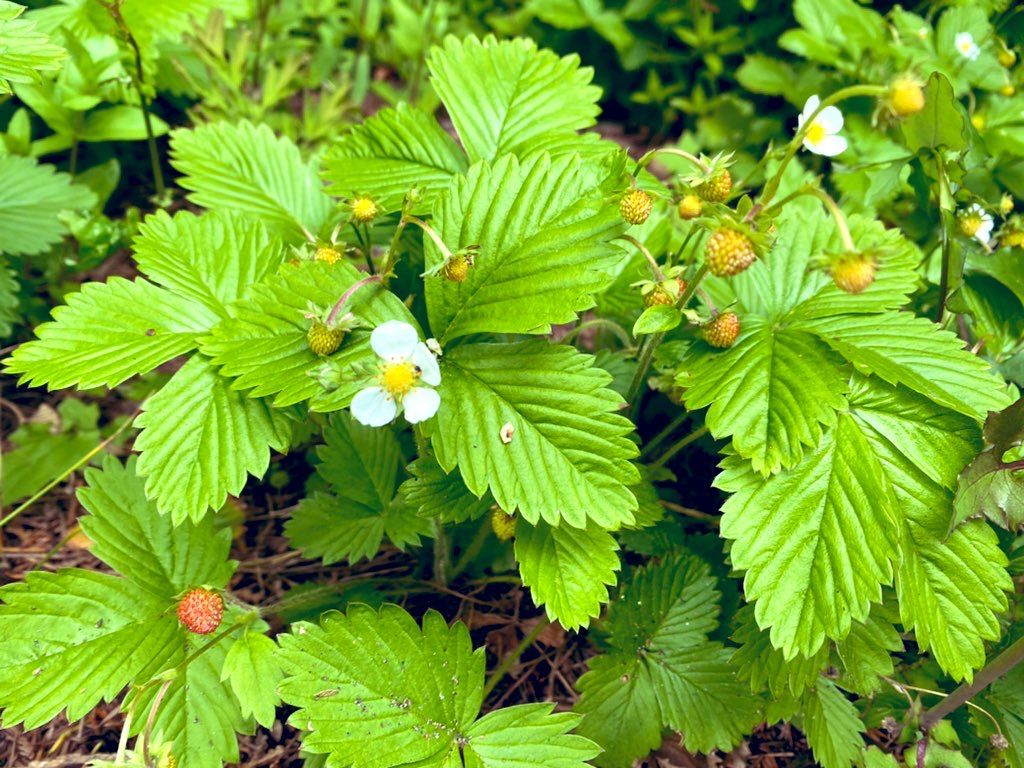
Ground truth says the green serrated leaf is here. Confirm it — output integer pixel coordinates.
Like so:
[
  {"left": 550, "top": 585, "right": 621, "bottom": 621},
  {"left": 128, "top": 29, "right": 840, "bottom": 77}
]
[
  {"left": 427, "top": 152, "right": 627, "bottom": 341},
  {"left": 800, "top": 679, "right": 865, "bottom": 768},
  {"left": 429, "top": 341, "right": 639, "bottom": 529},
  {"left": 0, "top": 3, "right": 65, "bottom": 94},
  {"left": 221, "top": 631, "right": 283, "bottom": 728},
  {"left": 3, "top": 276, "right": 215, "bottom": 390},
  {"left": 730, "top": 604, "right": 828, "bottom": 700},
  {"left": 322, "top": 104, "right": 468, "bottom": 211},
  {"left": 399, "top": 454, "right": 494, "bottom": 524},
  {"left": 0, "top": 154, "right": 96, "bottom": 255},
  {"left": 78, "top": 455, "right": 235, "bottom": 596},
  {"left": 170, "top": 121, "right": 333, "bottom": 242},
  {"left": 134, "top": 355, "right": 293, "bottom": 523},
  {"left": 515, "top": 519, "right": 619, "bottom": 630},
  {"left": 900, "top": 72, "right": 968, "bottom": 153},
  {"left": 428, "top": 35, "right": 600, "bottom": 163},
  {"left": 133, "top": 210, "right": 285, "bottom": 318},
  {"left": 201, "top": 260, "right": 416, "bottom": 409},
  {"left": 632, "top": 305, "right": 680, "bottom": 336},
  {"left": 834, "top": 607, "right": 902, "bottom": 694},
  {"left": 719, "top": 413, "right": 898, "bottom": 657},
  {"left": 464, "top": 704, "right": 599, "bottom": 768}
]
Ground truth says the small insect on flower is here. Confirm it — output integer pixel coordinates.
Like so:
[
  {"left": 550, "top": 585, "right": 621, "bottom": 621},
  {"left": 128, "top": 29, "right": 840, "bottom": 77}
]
[
  {"left": 797, "top": 95, "right": 847, "bottom": 157},
  {"left": 351, "top": 320, "right": 441, "bottom": 427},
  {"left": 955, "top": 32, "right": 981, "bottom": 61},
  {"left": 958, "top": 203, "right": 994, "bottom": 245}
]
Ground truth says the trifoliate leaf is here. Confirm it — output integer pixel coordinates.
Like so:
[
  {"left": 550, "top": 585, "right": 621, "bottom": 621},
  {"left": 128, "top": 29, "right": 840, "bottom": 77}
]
[
  {"left": 848, "top": 380, "right": 1011, "bottom": 680},
  {"left": 575, "top": 557, "right": 760, "bottom": 762},
  {"left": 428, "top": 35, "right": 600, "bottom": 163},
  {"left": 426, "top": 152, "right": 627, "bottom": 342},
  {"left": 428, "top": 341, "right": 639, "bottom": 529},
  {"left": 286, "top": 413, "right": 429, "bottom": 563},
  {"left": 221, "top": 630, "right": 283, "bottom": 728},
  {"left": 0, "top": 2, "right": 65, "bottom": 95},
  {"left": 719, "top": 413, "right": 898, "bottom": 658},
  {"left": 800, "top": 679, "right": 865, "bottom": 768},
  {"left": 78, "top": 455, "right": 235, "bottom": 595},
  {"left": 796, "top": 311, "right": 1010, "bottom": 421},
  {"left": 133, "top": 210, "right": 285, "bottom": 318},
  {"left": 515, "top": 519, "right": 620, "bottom": 630},
  {"left": 134, "top": 354, "right": 293, "bottom": 524},
  {"left": 170, "top": 120, "right": 333, "bottom": 241},
  {"left": 3, "top": 276, "right": 216, "bottom": 390},
  {"left": 322, "top": 104, "right": 468, "bottom": 211},
  {"left": 683, "top": 317, "right": 848, "bottom": 475},
  {"left": 201, "top": 260, "right": 416, "bottom": 409},
  {"left": 399, "top": 455, "right": 494, "bottom": 524},
  {"left": 278, "top": 604, "right": 599, "bottom": 768},
  {"left": 0, "top": 154, "right": 95, "bottom": 255}
]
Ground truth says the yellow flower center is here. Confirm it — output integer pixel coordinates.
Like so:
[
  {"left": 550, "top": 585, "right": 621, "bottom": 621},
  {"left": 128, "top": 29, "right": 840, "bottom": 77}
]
[
  {"left": 806, "top": 121, "right": 827, "bottom": 145},
  {"left": 380, "top": 360, "right": 419, "bottom": 397},
  {"left": 958, "top": 40, "right": 971, "bottom": 54}
]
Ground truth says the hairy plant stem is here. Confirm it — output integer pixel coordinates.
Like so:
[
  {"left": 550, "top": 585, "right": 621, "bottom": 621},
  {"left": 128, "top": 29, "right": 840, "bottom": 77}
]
[
  {"left": 626, "top": 263, "right": 710, "bottom": 411},
  {"left": 141, "top": 679, "right": 173, "bottom": 767},
  {"left": 640, "top": 410, "right": 690, "bottom": 459},
  {"left": 805, "top": 186, "right": 856, "bottom": 251},
  {"left": 616, "top": 234, "right": 665, "bottom": 281},
  {"left": 326, "top": 274, "right": 382, "bottom": 325},
  {"left": 350, "top": 222, "right": 375, "bottom": 274},
  {"left": 633, "top": 147, "right": 710, "bottom": 177},
  {"left": 115, "top": 706, "right": 135, "bottom": 764},
  {"left": 481, "top": 619, "right": 551, "bottom": 700},
  {"left": 933, "top": 152, "right": 955, "bottom": 324},
  {"left": 561, "top": 318, "right": 633, "bottom": 349},
  {"left": 449, "top": 519, "right": 492, "bottom": 582},
  {"left": 102, "top": 1, "right": 166, "bottom": 199},
  {"left": 757, "top": 84, "right": 887, "bottom": 210},
  {"left": 650, "top": 425, "right": 709, "bottom": 471},
  {"left": 921, "top": 635, "right": 1024, "bottom": 731}
]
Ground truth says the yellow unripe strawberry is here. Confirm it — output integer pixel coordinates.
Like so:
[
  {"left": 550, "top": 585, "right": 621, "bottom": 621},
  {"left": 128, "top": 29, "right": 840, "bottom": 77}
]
[
  {"left": 644, "top": 285, "right": 675, "bottom": 307},
  {"left": 959, "top": 213, "right": 983, "bottom": 238},
  {"left": 831, "top": 254, "right": 877, "bottom": 294},
  {"left": 442, "top": 254, "right": 471, "bottom": 282},
  {"left": 1002, "top": 229, "right": 1024, "bottom": 248},
  {"left": 971, "top": 114, "right": 986, "bottom": 131},
  {"left": 315, "top": 245, "right": 342, "bottom": 264},
  {"left": 307, "top": 320, "right": 345, "bottom": 356},
  {"left": 698, "top": 171, "right": 732, "bottom": 202},
  {"left": 998, "top": 46, "right": 1017, "bottom": 68},
  {"left": 491, "top": 509, "right": 516, "bottom": 541},
  {"left": 889, "top": 78, "right": 925, "bottom": 117},
  {"left": 702, "top": 311, "right": 740, "bottom": 348},
  {"left": 620, "top": 189, "right": 653, "bottom": 225},
  {"left": 351, "top": 196, "right": 380, "bottom": 223},
  {"left": 704, "top": 227, "right": 757, "bottom": 277},
  {"left": 677, "top": 194, "right": 702, "bottom": 220}
]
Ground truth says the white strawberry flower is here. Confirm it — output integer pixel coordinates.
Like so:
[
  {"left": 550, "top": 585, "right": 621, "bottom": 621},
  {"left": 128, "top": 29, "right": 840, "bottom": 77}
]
[
  {"left": 797, "top": 95, "right": 847, "bottom": 157},
  {"left": 351, "top": 320, "right": 441, "bottom": 427},
  {"left": 955, "top": 32, "right": 980, "bottom": 61},
  {"left": 967, "top": 203, "right": 995, "bottom": 245}
]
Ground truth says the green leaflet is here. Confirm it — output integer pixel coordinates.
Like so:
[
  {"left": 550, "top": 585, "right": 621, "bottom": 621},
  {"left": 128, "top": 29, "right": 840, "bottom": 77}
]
[
  {"left": 575, "top": 557, "right": 760, "bottom": 764},
  {"left": 286, "top": 413, "right": 430, "bottom": 564},
  {"left": 428, "top": 35, "right": 601, "bottom": 163},
  {"left": 221, "top": 631, "right": 284, "bottom": 728},
  {"left": 426, "top": 152, "right": 628, "bottom": 342},
  {"left": 322, "top": 104, "right": 468, "bottom": 212},
  {"left": 134, "top": 354, "right": 293, "bottom": 524},
  {"left": 515, "top": 519, "right": 620, "bottom": 630},
  {"left": 0, "top": 153, "right": 94, "bottom": 255},
  {"left": 0, "top": 1, "right": 65, "bottom": 94},
  {"left": 170, "top": 120, "right": 333, "bottom": 242},
  {"left": 799, "top": 679, "right": 865, "bottom": 768},
  {"left": 277, "top": 604, "right": 599, "bottom": 768},
  {"left": 399, "top": 454, "right": 494, "bottom": 524},
  {"left": 428, "top": 340, "right": 639, "bottom": 529}
]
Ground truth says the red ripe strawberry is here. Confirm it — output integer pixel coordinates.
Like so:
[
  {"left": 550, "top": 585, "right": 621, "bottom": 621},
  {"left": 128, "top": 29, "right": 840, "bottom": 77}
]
[
  {"left": 705, "top": 228, "right": 757, "bottom": 277},
  {"left": 831, "top": 254, "right": 877, "bottom": 294},
  {"left": 698, "top": 171, "right": 732, "bottom": 202},
  {"left": 619, "top": 189, "right": 653, "bottom": 225},
  {"left": 702, "top": 311, "right": 740, "bottom": 348},
  {"left": 177, "top": 588, "right": 223, "bottom": 635}
]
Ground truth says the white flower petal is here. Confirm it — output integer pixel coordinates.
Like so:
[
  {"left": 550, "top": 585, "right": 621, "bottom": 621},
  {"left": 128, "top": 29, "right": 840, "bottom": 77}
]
[
  {"left": 370, "top": 320, "right": 419, "bottom": 362},
  {"left": 977, "top": 221, "right": 995, "bottom": 243},
  {"left": 812, "top": 134, "right": 848, "bottom": 157},
  {"left": 403, "top": 387, "right": 440, "bottom": 424},
  {"left": 817, "top": 106, "right": 844, "bottom": 134},
  {"left": 968, "top": 203, "right": 985, "bottom": 216},
  {"left": 351, "top": 386, "right": 398, "bottom": 427},
  {"left": 801, "top": 94, "right": 821, "bottom": 119},
  {"left": 411, "top": 343, "right": 441, "bottom": 386}
]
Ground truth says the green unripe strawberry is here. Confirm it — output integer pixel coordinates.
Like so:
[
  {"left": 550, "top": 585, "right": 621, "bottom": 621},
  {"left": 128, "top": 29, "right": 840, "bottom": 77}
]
[
  {"left": 698, "top": 171, "right": 732, "bottom": 202},
  {"left": 705, "top": 227, "right": 757, "bottom": 277},
  {"left": 307, "top": 320, "right": 345, "bottom": 356},
  {"left": 702, "top": 311, "right": 740, "bottom": 348},
  {"left": 620, "top": 189, "right": 653, "bottom": 225}
]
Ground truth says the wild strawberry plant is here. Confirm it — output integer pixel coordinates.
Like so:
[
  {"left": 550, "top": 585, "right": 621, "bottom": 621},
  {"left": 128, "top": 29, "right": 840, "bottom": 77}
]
[{"left": 2, "top": 5, "right": 1024, "bottom": 768}]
